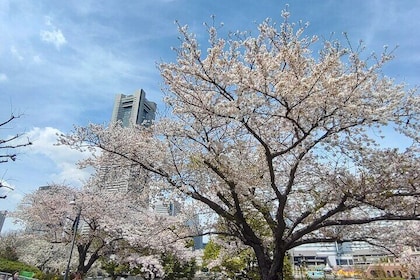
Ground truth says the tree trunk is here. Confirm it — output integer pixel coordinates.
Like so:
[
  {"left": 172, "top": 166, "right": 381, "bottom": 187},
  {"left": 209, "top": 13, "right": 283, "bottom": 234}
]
[
  {"left": 72, "top": 271, "right": 83, "bottom": 280},
  {"left": 253, "top": 245, "right": 286, "bottom": 280}
]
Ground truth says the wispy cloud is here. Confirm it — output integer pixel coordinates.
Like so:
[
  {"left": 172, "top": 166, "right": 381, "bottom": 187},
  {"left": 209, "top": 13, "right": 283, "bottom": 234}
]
[
  {"left": 0, "top": 73, "right": 8, "bottom": 83},
  {"left": 25, "top": 127, "right": 93, "bottom": 186},
  {"left": 33, "top": 55, "right": 42, "bottom": 64},
  {"left": 0, "top": 126, "right": 93, "bottom": 225},
  {"left": 40, "top": 17, "right": 67, "bottom": 49},
  {"left": 40, "top": 29, "right": 67, "bottom": 49},
  {"left": 10, "top": 46, "right": 24, "bottom": 61}
]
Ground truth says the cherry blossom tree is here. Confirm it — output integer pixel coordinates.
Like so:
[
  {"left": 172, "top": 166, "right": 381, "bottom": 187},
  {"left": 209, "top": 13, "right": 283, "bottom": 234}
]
[
  {"left": 0, "top": 114, "right": 32, "bottom": 198},
  {"left": 391, "top": 222, "right": 420, "bottom": 279},
  {"left": 398, "top": 249, "right": 420, "bottom": 279},
  {"left": 60, "top": 11, "right": 419, "bottom": 280},
  {"left": 0, "top": 232, "right": 21, "bottom": 261},
  {"left": 13, "top": 182, "right": 191, "bottom": 278},
  {"left": 16, "top": 238, "right": 68, "bottom": 273}
]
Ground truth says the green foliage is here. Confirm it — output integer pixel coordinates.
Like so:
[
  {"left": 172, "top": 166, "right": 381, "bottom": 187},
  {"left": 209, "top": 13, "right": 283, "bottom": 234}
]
[
  {"left": 33, "top": 271, "right": 62, "bottom": 280},
  {"left": 184, "top": 238, "right": 195, "bottom": 249},
  {"left": 282, "top": 254, "right": 294, "bottom": 280},
  {"left": 222, "top": 248, "right": 260, "bottom": 280},
  {"left": 202, "top": 239, "right": 221, "bottom": 268},
  {"left": 202, "top": 240, "right": 260, "bottom": 279},
  {"left": 100, "top": 258, "right": 130, "bottom": 280},
  {"left": 161, "top": 252, "right": 197, "bottom": 280},
  {"left": 0, "top": 258, "right": 40, "bottom": 275},
  {"left": 202, "top": 240, "right": 294, "bottom": 280}
]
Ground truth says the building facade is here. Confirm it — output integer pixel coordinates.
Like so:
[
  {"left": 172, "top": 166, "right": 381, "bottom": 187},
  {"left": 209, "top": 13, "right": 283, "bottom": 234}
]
[
  {"left": 0, "top": 210, "right": 7, "bottom": 234},
  {"left": 100, "top": 89, "right": 157, "bottom": 194},
  {"left": 107, "top": 90, "right": 204, "bottom": 249},
  {"left": 288, "top": 241, "right": 409, "bottom": 279},
  {"left": 111, "top": 89, "right": 156, "bottom": 127}
]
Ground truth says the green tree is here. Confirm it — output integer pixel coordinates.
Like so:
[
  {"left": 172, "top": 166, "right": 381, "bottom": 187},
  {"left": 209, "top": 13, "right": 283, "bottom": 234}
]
[
  {"left": 202, "top": 239, "right": 221, "bottom": 270},
  {"left": 203, "top": 239, "right": 293, "bottom": 280},
  {"left": 0, "top": 258, "right": 40, "bottom": 275},
  {"left": 282, "top": 254, "right": 293, "bottom": 280},
  {"left": 161, "top": 252, "right": 197, "bottom": 280},
  {"left": 100, "top": 259, "right": 130, "bottom": 280}
]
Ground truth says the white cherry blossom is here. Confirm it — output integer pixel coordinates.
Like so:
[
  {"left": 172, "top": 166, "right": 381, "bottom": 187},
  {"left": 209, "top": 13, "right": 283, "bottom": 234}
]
[{"left": 60, "top": 13, "right": 419, "bottom": 280}]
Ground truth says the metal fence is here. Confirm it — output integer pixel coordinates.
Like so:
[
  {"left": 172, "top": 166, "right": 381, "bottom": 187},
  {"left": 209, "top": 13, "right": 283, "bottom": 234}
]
[
  {"left": 0, "top": 272, "right": 37, "bottom": 280},
  {"left": 0, "top": 272, "right": 13, "bottom": 280}
]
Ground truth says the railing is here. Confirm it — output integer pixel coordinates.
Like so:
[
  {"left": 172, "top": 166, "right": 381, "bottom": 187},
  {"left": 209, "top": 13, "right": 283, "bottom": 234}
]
[
  {"left": 0, "top": 272, "right": 13, "bottom": 280},
  {"left": 0, "top": 272, "right": 37, "bottom": 280}
]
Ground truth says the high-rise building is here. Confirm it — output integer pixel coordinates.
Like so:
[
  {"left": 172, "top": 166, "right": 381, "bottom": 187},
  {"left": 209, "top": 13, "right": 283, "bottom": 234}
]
[
  {"left": 109, "top": 90, "right": 203, "bottom": 249},
  {"left": 111, "top": 89, "right": 157, "bottom": 127},
  {"left": 0, "top": 210, "right": 7, "bottom": 234},
  {"left": 153, "top": 201, "right": 181, "bottom": 216},
  {"left": 99, "top": 90, "right": 157, "bottom": 194},
  {"left": 154, "top": 201, "right": 204, "bottom": 250}
]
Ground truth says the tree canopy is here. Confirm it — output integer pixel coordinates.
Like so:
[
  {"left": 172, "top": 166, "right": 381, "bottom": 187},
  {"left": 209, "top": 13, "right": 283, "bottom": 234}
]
[
  {"left": 13, "top": 183, "right": 192, "bottom": 278},
  {"left": 60, "top": 11, "right": 419, "bottom": 280}
]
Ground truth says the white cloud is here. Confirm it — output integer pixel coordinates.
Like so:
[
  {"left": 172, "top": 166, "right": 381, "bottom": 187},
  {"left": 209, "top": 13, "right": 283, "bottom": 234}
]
[
  {"left": 0, "top": 126, "right": 94, "bottom": 232},
  {"left": 10, "top": 46, "right": 24, "bottom": 61},
  {"left": 44, "top": 16, "right": 53, "bottom": 27},
  {"left": 33, "top": 55, "right": 42, "bottom": 64},
  {"left": 40, "top": 28, "right": 67, "bottom": 49},
  {"left": 40, "top": 17, "right": 67, "bottom": 49},
  {"left": 0, "top": 73, "right": 8, "bottom": 82},
  {"left": 26, "top": 127, "right": 93, "bottom": 186}
]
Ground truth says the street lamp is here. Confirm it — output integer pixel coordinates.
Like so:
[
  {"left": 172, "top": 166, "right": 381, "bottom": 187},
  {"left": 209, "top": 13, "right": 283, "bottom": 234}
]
[{"left": 64, "top": 200, "right": 81, "bottom": 280}]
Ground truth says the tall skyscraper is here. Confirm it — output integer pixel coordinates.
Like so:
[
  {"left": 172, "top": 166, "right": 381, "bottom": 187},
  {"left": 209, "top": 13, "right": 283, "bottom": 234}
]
[
  {"left": 108, "top": 89, "right": 204, "bottom": 249},
  {"left": 0, "top": 210, "right": 7, "bottom": 234},
  {"left": 111, "top": 89, "right": 156, "bottom": 127},
  {"left": 98, "top": 90, "right": 156, "bottom": 196}
]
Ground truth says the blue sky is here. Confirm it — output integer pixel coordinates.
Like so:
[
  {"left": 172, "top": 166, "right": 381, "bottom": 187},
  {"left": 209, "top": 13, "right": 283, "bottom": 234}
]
[{"left": 1, "top": 0, "right": 419, "bottom": 232}]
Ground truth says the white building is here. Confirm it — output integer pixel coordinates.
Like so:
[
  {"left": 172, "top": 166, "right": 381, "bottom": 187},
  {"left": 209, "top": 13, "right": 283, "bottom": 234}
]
[{"left": 289, "top": 241, "right": 393, "bottom": 278}]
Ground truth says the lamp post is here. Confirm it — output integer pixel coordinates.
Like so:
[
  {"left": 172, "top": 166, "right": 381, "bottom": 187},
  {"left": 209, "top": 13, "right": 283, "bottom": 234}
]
[{"left": 64, "top": 201, "right": 81, "bottom": 280}]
